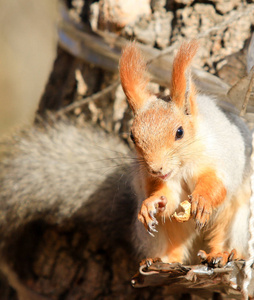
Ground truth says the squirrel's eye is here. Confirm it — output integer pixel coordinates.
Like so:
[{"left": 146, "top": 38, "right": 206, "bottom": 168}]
[
  {"left": 130, "top": 131, "right": 136, "bottom": 144},
  {"left": 175, "top": 126, "right": 184, "bottom": 140}
]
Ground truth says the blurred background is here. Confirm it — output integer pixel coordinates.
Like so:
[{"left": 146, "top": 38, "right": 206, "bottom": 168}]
[{"left": 0, "top": 0, "right": 58, "bottom": 136}]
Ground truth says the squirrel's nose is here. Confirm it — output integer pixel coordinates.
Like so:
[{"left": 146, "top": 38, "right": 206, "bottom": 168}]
[{"left": 150, "top": 167, "right": 163, "bottom": 176}]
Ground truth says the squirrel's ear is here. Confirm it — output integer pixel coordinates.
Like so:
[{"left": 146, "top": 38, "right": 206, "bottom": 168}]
[
  {"left": 170, "top": 40, "right": 199, "bottom": 115},
  {"left": 119, "top": 42, "right": 151, "bottom": 114}
]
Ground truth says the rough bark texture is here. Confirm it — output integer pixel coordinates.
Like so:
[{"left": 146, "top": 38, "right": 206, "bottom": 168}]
[{"left": 0, "top": 0, "right": 254, "bottom": 299}]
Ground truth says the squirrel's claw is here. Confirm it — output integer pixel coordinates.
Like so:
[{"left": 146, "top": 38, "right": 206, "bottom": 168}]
[
  {"left": 147, "top": 226, "right": 157, "bottom": 237},
  {"left": 138, "top": 195, "right": 167, "bottom": 236},
  {"left": 149, "top": 209, "right": 158, "bottom": 223},
  {"left": 189, "top": 194, "right": 212, "bottom": 229},
  {"left": 197, "top": 249, "right": 237, "bottom": 268},
  {"left": 148, "top": 220, "right": 158, "bottom": 233},
  {"left": 139, "top": 257, "right": 162, "bottom": 268},
  {"left": 138, "top": 208, "right": 158, "bottom": 236}
]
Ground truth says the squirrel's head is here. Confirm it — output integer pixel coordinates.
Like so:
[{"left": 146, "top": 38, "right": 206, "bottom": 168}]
[{"left": 119, "top": 41, "right": 199, "bottom": 180}]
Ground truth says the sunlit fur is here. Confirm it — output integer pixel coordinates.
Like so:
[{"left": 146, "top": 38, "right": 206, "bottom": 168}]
[
  {"left": 120, "top": 41, "right": 252, "bottom": 264},
  {"left": 119, "top": 42, "right": 151, "bottom": 113},
  {"left": 170, "top": 40, "right": 199, "bottom": 114}
]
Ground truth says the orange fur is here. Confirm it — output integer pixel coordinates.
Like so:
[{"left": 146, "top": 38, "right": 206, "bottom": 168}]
[
  {"left": 132, "top": 104, "right": 198, "bottom": 179},
  {"left": 138, "top": 177, "right": 171, "bottom": 231},
  {"left": 191, "top": 169, "right": 227, "bottom": 227},
  {"left": 145, "top": 176, "right": 169, "bottom": 197},
  {"left": 207, "top": 179, "right": 251, "bottom": 258},
  {"left": 119, "top": 42, "right": 151, "bottom": 113},
  {"left": 170, "top": 40, "right": 199, "bottom": 114},
  {"left": 161, "top": 211, "right": 196, "bottom": 263},
  {"left": 140, "top": 175, "right": 193, "bottom": 263},
  {"left": 193, "top": 169, "right": 227, "bottom": 207},
  {"left": 164, "top": 240, "right": 185, "bottom": 263},
  {"left": 204, "top": 213, "right": 237, "bottom": 264}
]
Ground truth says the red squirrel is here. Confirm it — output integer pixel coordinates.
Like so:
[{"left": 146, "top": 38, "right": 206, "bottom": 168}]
[{"left": 119, "top": 40, "right": 252, "bottom": 266}]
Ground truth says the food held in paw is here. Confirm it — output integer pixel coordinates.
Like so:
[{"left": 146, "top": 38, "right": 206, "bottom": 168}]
[{"left": 172, "top": 200, "right": 191, "bottom": 223}]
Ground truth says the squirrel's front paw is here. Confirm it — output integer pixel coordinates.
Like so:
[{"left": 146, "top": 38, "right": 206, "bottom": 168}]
[
  {"left": 138, "top": 196, "right": 167, "bottom": 236},
  {"left": 189, "top": 194, "right": 212, "bottom": 229}
]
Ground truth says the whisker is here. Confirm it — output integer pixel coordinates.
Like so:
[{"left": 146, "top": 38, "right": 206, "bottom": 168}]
[
  {"left": 82, "top": 163, "right": 130, "bottom": 173},
  {"left": 76, "top": 157, "right": 134, "bottom": 165},
  {"left": 86, "top": 143, "right": 130, "bottom": 156}
]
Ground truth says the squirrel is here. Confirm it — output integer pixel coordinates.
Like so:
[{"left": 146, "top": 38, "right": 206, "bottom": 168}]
[
  {"left": 119, "top": 40, "right": 253, "bottom": 266},
  {"left": 0, "top": 41, "right": 252, "bottom": 275}
]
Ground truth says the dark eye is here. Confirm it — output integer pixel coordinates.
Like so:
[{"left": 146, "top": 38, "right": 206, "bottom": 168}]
[
  {"left": 130, "top": 131, "right": 136, "bottom": 144},
  {"left": 175, "top": 126, "right": 184, "bottom": 140}
]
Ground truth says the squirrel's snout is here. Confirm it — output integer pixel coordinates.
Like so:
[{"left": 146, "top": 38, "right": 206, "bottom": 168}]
[
  {"left": 149, "top": 168, "right": 172, "bottom": 181},
  {"left": 148, "top": 166, "right": 167, "bottom": 176},
  {"left": 147, "top": 164, "right": 172, "bottom": 180},
  {"left": 151, "top": 169, "right": 163, "bottom": 176},
  {"left": 148, "top": 166, "right": 163, "bottom": 175},
  {"left": 144, "top": 156, "right": 172, "bottom": 179}
]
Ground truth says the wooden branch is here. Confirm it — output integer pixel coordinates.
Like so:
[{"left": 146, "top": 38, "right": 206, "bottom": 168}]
[
  {"left": 56, "top": 80, "right": 120, "bottom": 116},
  {"left": 132, "top": 260, "right": 254, "bottom": 298}
]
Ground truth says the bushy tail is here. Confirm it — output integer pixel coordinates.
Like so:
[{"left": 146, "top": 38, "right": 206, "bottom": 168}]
[{"left": 0, "top": 122, "right": 133, "bottom": 239}]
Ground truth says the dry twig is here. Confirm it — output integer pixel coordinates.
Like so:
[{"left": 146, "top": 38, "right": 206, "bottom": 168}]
[{"left": 56, "top": 80, "right": 120, "bottom": 116}]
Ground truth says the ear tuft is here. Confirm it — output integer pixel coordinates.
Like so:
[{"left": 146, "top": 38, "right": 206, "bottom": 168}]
[
  {"left": 119, "top": 42, "right": 151, "bottom": 113},
  {"left": 170, "top": 40, "right": 199, "bottom": 113}
]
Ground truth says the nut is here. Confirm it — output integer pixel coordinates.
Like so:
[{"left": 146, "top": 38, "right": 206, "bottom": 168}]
[{"left": 172, "top": 200, "right": 191, "bottom": 223}]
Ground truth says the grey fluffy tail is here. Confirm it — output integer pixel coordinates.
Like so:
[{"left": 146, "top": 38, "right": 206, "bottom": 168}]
[{"left": 0, "top": 122, "right": 136, "bottom": 243}]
